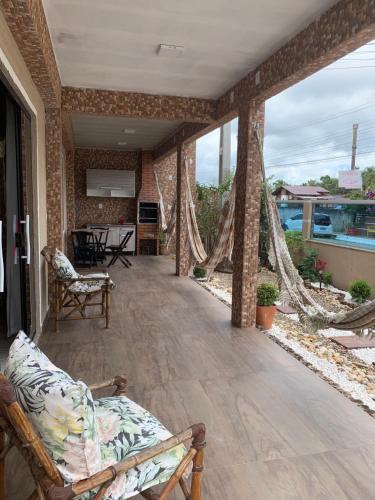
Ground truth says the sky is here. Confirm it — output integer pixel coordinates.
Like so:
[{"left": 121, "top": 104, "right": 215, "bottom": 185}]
[{"left": 196, "top": 41, "right": 375, "bottom": 186}]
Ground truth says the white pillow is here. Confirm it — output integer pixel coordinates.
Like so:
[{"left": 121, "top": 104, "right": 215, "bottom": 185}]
[
  {"left": 52, "top": 249, "right": 78, "bottom": 280},
  {"left": 4, "top": 331, "right": 101, "bottom": 483}
]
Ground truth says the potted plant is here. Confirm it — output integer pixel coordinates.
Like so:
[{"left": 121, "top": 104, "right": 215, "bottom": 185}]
[
  {"left": 159, "top": 229, "right": 169, "bottom": 255},
  {"left": 256, "top": 283, "right": 279, "bottom": 330},
  {"left": 193, "top": 266, "right": 207, "bottom": 280}
]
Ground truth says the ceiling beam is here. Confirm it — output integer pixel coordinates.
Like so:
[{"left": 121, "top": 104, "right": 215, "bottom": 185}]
[
  {"left": 0, "top": 0, "right": 61, "bottom": 107},
  {"left": 217, "top": 0, "right": 375, "bottom": 120},
  {"left": 62, "top": 86, "right": 216, "bottom": 124}
]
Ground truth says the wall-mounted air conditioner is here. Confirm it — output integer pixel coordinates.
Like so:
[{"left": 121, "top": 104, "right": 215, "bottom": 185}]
[{"left": 86, "top": 169, "right": 135, "bottom": 198}]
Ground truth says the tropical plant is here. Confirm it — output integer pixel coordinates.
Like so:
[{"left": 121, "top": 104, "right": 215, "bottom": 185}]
[
  {"left": 297, "top": 249, "right": 320, "bottom": 282},
  {"left": 195, "top": 173, "right": 234, "bottom": 253},
  {"left": 285, "top": 230, "right": 305, "bottom": 265},
  {"left": 257, "top": 283, "right": 279, "bottom": 307},
  {"left": 193, "top": 266, "right": 207, "bottom": 279},
  {"left": 322, "top": 271, "right": 333, "bottom": 287},
  {"left": 349, "top": 280, "right": 372, "bottom": 304}
]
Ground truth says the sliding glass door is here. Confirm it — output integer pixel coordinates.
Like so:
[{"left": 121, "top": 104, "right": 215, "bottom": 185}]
[{"left": 0, "top": 81, "right": 32, "bottom": 338}]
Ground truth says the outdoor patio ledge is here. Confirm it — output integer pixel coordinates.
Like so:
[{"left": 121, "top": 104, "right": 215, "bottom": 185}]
[{"left": 7, "top": 256, "right": 375, "bottom": 499}]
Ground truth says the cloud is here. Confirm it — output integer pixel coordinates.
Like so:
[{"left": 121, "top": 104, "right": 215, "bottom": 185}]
[{"left": 197, "top": 41, "right": 375, "bottom": 185}]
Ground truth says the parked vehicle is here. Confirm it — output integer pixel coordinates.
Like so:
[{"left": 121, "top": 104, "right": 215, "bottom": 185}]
[{"left": 283, "top": 212, "right": 333, "bottom": 236}]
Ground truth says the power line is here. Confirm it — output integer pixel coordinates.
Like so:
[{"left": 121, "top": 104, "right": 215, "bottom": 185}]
[
  {"left": 265, "top": 123, "right": 375, "bottom": 158},
  {"left": 324, "top": 65, "right": 375, "bottom": 70},
  {"left": 277, "top": 101, "right": 375, "bottom": 132},
  {"left": 266, "top": 136, "right": 375, "bottom": 163},
  {"left": 267, "top": 149, "right": 375, "bottom": 169}
]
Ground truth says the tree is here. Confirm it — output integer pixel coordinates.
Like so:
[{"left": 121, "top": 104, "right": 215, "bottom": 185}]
[
  {"left": 302, "top": 179, "right": 319, "bottom": 186},
  {"left": 362, "top": 167, "right": 375, "bottom": 191},
  {"left": 318, "top": 175, "right": 340, "bottom": 194},
  {"left": 272, "top": 178, "right": 287, "bottom": 191}
]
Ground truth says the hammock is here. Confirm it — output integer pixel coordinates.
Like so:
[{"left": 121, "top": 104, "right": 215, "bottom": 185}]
[
  {"left": 154, "top": 171, "right": 176, "bottom": 250},
  {"left": 254, "top": 126, "right": 375, "bottom": 335},
  {"left": 155, "top": 159, "right": 236, "bottom": 276}
]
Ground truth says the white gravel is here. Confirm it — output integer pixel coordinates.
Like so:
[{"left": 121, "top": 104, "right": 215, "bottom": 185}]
[
  {"left": 268, "top": 325, "right": 375, "bottom": 411},
  {"left": 318, "top": 327, "right": 354, "bottom": 338},
  {"left": 352, "top": 348, "right": 375, "bottom": 366},
  {"left": 205, "top": 284, "right": 232, "bottom": 304}
]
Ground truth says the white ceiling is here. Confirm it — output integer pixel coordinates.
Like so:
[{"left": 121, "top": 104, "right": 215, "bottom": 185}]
[
  {"left": 42, "top": 0, "right": 339, "bottom": 99},
  {"left": 71, "top": 115, "right": 182, "bottom": 150}
]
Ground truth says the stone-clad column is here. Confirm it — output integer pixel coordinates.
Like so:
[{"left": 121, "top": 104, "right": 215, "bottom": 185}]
[
  {"left": 45, "top": 108, "right": 64, "bottom": 251},
  {"left": 232, "top": 101, "right": 265, "bottom": 327},
  {"left": 175, "top": 142, "right": 196, "bottom": 276}
]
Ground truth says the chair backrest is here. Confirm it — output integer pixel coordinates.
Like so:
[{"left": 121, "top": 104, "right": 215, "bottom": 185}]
[
  {"left": 93, "top": 227, "right": 110, "bottom": 247},
  {"left": 0, "top": 373, "right": 63, "bottom": 487},
  {"left": 71, "top": 230, "right": 94, "bottom": 248},
  {"left": 118, "top": 230, "right": 133, "bottom": 250}
]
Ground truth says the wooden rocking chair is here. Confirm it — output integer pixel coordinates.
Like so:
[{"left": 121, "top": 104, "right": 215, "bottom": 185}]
[
  {"left": 41, "top": 247, "right": 112, "bottom": 332},
  {"left": 0, "top": 373, "right": 206, "bottom": 500}
]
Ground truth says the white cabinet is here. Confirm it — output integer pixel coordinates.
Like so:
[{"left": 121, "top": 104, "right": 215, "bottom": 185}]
[{"left": 87, "top": 224, "right": 136, "bottom": 254}]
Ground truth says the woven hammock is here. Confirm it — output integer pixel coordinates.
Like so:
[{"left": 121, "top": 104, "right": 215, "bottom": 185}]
[
  {"left": 154, "top": 171, "right": 176, "bottom": 250},
  {"left": 154, "top": 159, "right": 235, "bottom": 276},
  {"left": 254, "top": 126, "right": 375, "bottom": 335}
]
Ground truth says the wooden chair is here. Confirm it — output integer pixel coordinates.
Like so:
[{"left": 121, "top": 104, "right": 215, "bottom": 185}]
[
  {"left": 0, "top": 373, "right": 206, "bottom": 500},
  {"left": 41, "top": 247, "right": 112, "bottom": 332}
]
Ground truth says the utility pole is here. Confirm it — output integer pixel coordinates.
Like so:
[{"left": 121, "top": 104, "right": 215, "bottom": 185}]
[
  {"left": 219, "top": 122, "right": 231, "bottom": 185},
  {"left": 351, "top": 123, "right": 359, "bottom": 170}
]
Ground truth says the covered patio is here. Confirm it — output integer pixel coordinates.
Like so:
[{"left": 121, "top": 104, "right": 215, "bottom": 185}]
[
  {"left": 7, "top": 257, "right": 375, "bottom": 498},
  {"left": 1, "top": 1, "right": 375, "bottom": 498}
]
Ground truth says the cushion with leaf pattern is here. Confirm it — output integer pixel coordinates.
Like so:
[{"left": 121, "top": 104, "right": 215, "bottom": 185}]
[
  {"left": 52, "top": 249, "right": 79, "bottom": 280},
  {"left": 76, "top": 397, "right": 187, "bottom": 499},
  {"left": 4, "top": 331, "right": 101, "bottom": 483}
]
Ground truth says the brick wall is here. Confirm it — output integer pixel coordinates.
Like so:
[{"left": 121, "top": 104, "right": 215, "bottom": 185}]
[
  {"left": 138, "top": 151, "right": 158, "bottom": 202},
  {"left": 74, "top": 148, "right": 141, "bottom": 228}
]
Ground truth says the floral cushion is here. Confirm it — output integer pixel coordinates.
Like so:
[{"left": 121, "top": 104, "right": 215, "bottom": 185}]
[
  {"left": 76, "top": 397, "right": 187, "bottom": 500},
  {"left": 69, "top": 273, "right": 115, "bottom": 294},
  {"left": 52, "top": 249, "right": 79, "bottom": 280},
  {"left": 4, "top": 331, "right": 101, "bottom": 483}
]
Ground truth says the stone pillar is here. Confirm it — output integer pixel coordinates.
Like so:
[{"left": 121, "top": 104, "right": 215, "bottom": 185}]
[
  {"left": 45, "top": 108, "right": 64, "bottom": 251},
  {"left": 175, "top": 142, "right": 196, "bottom": 276},
  {"left": 302, "top": 201, "right": 313, "bottom": 240},
  {"left": 231, "top": 101, "right": 265, "bottom": 328}
]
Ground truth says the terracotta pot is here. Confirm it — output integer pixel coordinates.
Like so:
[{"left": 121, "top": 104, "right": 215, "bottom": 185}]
[
  {"left": 159, "top": 243, "right": 170, "bottom": 256},
  {"left": 256, "top": 305, "right": 277, "bottom": 330}
]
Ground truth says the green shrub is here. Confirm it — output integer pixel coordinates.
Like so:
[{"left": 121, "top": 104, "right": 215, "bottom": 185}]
[
  {"left": 322, "top": 271, "right": 333, "bottom": 287},
  {"left": 285, "top": 230, "right": 305, "bottom": 265},
  {"left": 193, "top": 267, "right": 207, "bottom": 279},
  {"left": 349, "top": 280, "right": 372, "bottom": 304},
  {"left": 257, "top": 283, "right": 279, "bottom": 307},
  {"left": 297, "top": 249, "right": 320, "bottom": 282}
]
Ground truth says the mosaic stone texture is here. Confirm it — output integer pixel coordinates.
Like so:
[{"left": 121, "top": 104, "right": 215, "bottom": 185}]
[
  {"left": 175, "top": 142, "right": 196, "bottom": 276},
  {"left": 74, "top": 148, "right": 141, "bottom": 229},
  {"left": 0, "top": 0, "right": 61, "bottom": 106},
  {"left": 62, "top": 87, "right": 215, "bottom": 124},
  {"left": 217, "top": 1, "right": 375, "bottom": 120},
  {"left": 231, "top": 101, "right": 264, "bottom": 328}
]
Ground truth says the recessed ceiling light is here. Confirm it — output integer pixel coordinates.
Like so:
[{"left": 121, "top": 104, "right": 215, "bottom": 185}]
[
  {"left": 117, "top": 141, "right": 127, "bottom": 146},
  {"left": 157, "top": 44, "right": 185, "bottom": 58},
  {"left": 123, "top": 129, "right": 136, "bottom": 134}
]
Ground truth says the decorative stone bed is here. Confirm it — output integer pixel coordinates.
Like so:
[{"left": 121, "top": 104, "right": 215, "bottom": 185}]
[{"left": 195, "top": 269, "right": 375, "bottom": 416}]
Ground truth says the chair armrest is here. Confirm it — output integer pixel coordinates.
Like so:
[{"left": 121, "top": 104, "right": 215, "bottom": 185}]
[
  {"left": 46, "top": 423, "right": 206, "bottom": 500},
  {"left": 89, "top": 374, "right": 127, "bottom": 396}
]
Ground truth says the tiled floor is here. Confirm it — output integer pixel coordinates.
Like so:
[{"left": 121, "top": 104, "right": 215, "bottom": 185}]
[{"left": 6, "top": 256, "right": 375, "bottom": 499}]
